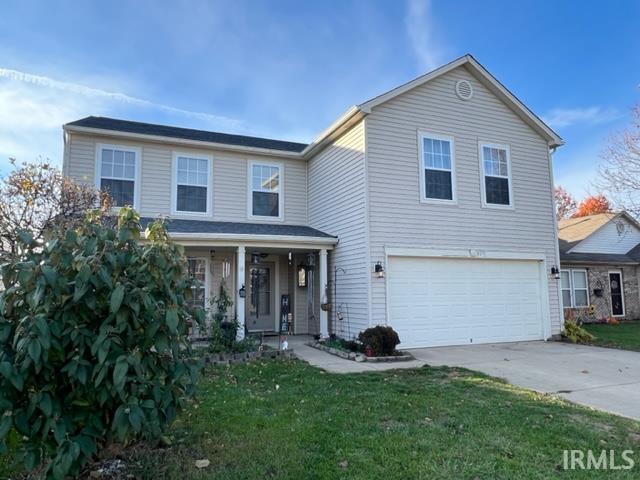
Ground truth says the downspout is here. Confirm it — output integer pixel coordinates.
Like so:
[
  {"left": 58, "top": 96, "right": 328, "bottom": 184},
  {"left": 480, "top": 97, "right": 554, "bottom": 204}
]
[{"left": 548, "top": 144, "right": 563, "bottom": 336}]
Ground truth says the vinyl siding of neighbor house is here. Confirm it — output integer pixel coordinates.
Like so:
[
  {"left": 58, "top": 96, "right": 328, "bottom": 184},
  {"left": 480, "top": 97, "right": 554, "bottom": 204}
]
[
  {"left": 307, "top": 121, "right": 369, "bottom": 338},
  {"left": 365, "top": 65, "right": 562, "bottom": 334},
  {"left": 571, "top": 218, "right": 640, "bottom": 254},
  {"left": 63, "top": 133, "right": 307, "bottom": 225}
]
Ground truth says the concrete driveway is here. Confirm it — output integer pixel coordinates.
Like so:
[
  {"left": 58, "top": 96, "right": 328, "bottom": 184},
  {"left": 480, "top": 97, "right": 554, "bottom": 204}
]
[{"left": 411, "top": 341, "right": 640, "bottom": 421}]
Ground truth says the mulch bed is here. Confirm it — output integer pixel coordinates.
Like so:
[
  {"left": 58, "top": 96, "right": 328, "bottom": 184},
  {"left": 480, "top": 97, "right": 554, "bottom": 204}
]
[{"left": 307, "top": 342, "right": 414, "bottom": 362}]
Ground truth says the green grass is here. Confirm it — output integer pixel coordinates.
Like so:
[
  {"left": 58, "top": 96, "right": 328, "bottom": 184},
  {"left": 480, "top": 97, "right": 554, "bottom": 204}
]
[
  {"left": 583, "top": 321, "right": 640, "bottom": 351},
  {"left": 3, "top": 360, "right": 640, "bottom": 479}
]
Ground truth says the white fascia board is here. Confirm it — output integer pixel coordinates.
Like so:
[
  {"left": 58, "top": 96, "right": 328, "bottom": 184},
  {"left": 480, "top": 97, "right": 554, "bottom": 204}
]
[
  {"left": 162, "top": 231, "right": 338, "bottom": 245},
  {"left": 385, "top": 246, "right": 546, "bottom": 262}
]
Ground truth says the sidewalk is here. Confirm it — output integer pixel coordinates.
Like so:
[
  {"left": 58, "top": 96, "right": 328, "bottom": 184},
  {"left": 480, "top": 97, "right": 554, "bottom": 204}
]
[{"left": 265, "top": 335, "right": 426, "bottom": 374}]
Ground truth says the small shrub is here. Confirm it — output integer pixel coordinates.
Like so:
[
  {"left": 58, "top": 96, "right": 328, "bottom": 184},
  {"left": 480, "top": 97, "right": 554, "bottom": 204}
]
[
  {"left": 562, "top": 319, "right": 596, "bottom": 344},
  {"left": 211, "top": 280, "right": 233, "bottom": 324},
  {"left": 324, "top": 337, "right": 362, "bottom": 353},
  {"left": 0, "top": 208, "right": 204, "bottom": 478},
  {"left": 357, "top": 326, "right": 400, "bottom": 356},
  {"left": 207, "top": 319, "right": 260, "bottom": 354}
]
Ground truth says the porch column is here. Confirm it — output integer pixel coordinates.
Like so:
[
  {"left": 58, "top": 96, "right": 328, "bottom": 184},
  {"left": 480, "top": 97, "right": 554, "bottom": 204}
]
[
  {"left": 319, "top": 248, "right": 329, "bottom": 338},
  {"left": 236, "top": 245, "right": 246, "bottom": 340}
]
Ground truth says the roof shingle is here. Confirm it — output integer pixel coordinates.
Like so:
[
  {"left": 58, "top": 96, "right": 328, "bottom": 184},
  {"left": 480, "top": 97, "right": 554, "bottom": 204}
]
[
  {"left": 139, "top": 217, "right": 336, "bottom": 239},
  {"left": 66, "top": 116, "right": 308, "bottom": 153}
]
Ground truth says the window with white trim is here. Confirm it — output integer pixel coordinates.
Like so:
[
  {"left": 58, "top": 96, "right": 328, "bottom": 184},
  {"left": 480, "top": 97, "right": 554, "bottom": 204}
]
[
  {"left": 250, "top": 162, "right": 281, "bottom": 218},
  {"left": 561, "top": 269, "right": 589, "bottom": 308},
  {"left": 420, "top": 134, "right": 455, "bottom": 201},
  {"left": 175, "top": 155, "right": 210, "bottom": 213},
  {"left": 99, "top": 146, "right": 137, "bottom": 207},
  {"left": 187, "top": 258, "right": 207, "bottom": 309},
  {"left": 481, "top": 143, "right": 511, "bottom": 206}
]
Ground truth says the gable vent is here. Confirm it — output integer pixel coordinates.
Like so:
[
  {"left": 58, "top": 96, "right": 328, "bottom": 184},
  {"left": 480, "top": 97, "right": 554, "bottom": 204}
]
[{"left": 455, "top": 79, "right": 473, "bottom": 100}]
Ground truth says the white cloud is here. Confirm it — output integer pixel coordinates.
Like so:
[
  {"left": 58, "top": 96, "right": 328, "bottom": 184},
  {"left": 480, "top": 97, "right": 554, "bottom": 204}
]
[
  {"left": 0, "top": 67, "right": 244, "bottom": 172},
  {"left": 405, "top": 0, "right": 446, "bottom": 72},
  {"left": 542, "top": 106, "right": 620, "bottom": 129},
  {"left": 0, "top": 68, "right": 241, "bottom": 129}
]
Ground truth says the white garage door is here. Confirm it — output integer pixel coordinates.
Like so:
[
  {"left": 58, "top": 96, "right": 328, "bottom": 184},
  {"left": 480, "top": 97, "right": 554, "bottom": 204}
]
[{"left": 388, "top": 256, "right": 546, "bottom": 348}]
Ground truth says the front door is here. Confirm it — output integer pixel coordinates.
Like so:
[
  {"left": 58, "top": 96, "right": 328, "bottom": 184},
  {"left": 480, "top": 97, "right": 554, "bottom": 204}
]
[
  {"left": 247, "top": 263, "right": 275, "bottom": 332},
  {"left": 609, "top": 271, "right": 625, "bottom": 317}
]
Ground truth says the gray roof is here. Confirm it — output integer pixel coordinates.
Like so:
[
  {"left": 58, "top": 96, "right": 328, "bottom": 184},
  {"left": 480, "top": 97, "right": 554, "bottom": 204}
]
[
  {"left": 66, "top": 116, "right": 308, "bottom": 153},
  {"left": 140, "top": 217, "right": 336, "bottom": 239},
  {"left": 560, "top": 251, "right": 640, "bottom": 265},
  {"left": 558, "top": 211, "right": 640, "bottom": 265}
]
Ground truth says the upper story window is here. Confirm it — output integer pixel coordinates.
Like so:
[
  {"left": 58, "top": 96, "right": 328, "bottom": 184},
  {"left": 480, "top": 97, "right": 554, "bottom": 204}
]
[
  {"left": 419, "top": 132, "right": 456, "bottom": 203},
  {"left": 480, "top": 143, "right": 512, "bottom": 208},
  {"left": 173, "top": 153, "right": 211, "bottom": 215},
  {"left": 249, "top": 161, "right": 283, "bottom": 220},
  {"left": 561, "top": 269, "right": 589, "bottom": 308},
  {"left": 97, "top": 144, "right": 139, "bottom": 209}
]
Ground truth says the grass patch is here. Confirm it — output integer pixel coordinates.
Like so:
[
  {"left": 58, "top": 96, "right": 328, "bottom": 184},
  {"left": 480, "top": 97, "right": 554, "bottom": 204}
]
[
  {"left": 583, "top": 321, "right": 640, "bottom": 351},
  {"left": 3, "top": 360, "right": 640, "bottom": 479}
]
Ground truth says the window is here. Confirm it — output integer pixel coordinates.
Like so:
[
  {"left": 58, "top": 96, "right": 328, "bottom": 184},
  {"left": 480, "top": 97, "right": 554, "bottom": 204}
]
[
  {"left": 419, "top": 133, "right": 455, "bottom": 202},
  {"left": 98, "top": 146, "right": 138, "bottom": 207},
  {"left": 561, "top": 269, "right": 589, "bottom": 308},
  {"left": 187, "top": 258, "right": 207, "bottom": 309},
  {"left": 249, "top": 162, "right": 282, "bottom": 219},
  {"left": 174, "top": 154, "right": 210, "bottom": 214},
  {"left": 480, "top": 143, "right": 512, "bottom": 207}
]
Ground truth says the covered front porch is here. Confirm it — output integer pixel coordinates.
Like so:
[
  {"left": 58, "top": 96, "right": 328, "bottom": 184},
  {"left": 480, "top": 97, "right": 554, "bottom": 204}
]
[
  {"left": 185, "top": 245, "right": 335, "bottom": 338},
  {"left": 146, "top": 223, "right": 335, "bottom": 342}
]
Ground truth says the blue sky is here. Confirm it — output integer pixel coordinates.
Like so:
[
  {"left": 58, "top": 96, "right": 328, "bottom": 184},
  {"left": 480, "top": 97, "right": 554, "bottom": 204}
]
[{"left": 1, "top": 0, "right": 639, "bottom": 199}]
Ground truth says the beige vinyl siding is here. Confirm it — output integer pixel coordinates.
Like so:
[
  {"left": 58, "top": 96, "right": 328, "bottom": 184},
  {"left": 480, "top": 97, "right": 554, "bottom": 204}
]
[
  {"left": 66, "top": 135, "right": 97, "bottom": 185},
  {"left": 365, "top": 65, "right": 562, "bottom": 335},
  {"left": 64, "top": 133, "right": 307, "bottom": 224},
  {"left": 307, "top": 120, "right": 369, "bottom": 338}
]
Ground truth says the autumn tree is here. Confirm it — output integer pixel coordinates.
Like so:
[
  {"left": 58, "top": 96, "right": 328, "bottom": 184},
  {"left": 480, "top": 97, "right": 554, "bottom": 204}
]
[
  {"left": 554, "top": 186, "right": 577, "bottom": 220},
  {"left": 0, "top": 158, "right": 110, "bottom": 261},
  {"left": 573, "top": 193, "right": 612, "bottom": 218},
  {"left": 598, "top": 104, "right": 640, "bottom": 217}
]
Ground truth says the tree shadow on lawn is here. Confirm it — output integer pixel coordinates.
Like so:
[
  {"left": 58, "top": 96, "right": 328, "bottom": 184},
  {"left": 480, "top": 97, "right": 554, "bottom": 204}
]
[{"left": 123, "top": 359, "right": 640, "bottom": 480}]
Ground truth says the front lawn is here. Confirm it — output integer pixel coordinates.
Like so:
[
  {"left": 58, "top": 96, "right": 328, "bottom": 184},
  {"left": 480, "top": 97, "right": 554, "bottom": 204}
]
[
  {"left": 583, "top": 321, "right": 640, "bottom": 351},
  {"left": 3, "top": 360, "right": 640, "bottom": 479}
]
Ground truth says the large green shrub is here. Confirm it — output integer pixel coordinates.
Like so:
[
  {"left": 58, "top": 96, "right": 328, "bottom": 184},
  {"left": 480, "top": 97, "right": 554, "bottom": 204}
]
[{"left": 0, "top": 208, "right": 204, "bottom": 478}]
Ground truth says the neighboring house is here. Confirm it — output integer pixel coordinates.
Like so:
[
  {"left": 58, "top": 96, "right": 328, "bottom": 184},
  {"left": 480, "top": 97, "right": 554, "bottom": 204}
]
[
  {"left": 62, "top": 54, "right": 564, "bottom": 349},
  {"left": 558, "top": 212, "right": 640, "bottom": 321}
]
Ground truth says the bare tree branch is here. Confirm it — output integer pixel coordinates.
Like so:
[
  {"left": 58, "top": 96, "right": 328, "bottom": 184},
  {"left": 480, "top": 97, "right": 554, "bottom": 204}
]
[
  {"left": 597, "top": 105, "right": 640, "bottom": 217},
  {"left": 0, "top": 158, "right": 111, "bottom": 261}
]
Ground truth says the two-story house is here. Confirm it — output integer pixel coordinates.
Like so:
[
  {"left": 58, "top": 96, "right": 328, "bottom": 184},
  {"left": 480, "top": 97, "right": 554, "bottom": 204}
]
[{"left": 62, "top": 54, "right": 564, "bottom": 348}]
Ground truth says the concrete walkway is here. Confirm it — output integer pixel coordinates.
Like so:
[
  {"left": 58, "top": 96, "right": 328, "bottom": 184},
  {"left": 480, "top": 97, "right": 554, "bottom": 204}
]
[
  {"left": 277, "top": 336, "right": 640, "bottom": 421},
  {"left": 270, "top": 335, "right": 427, "bottom": 373}
]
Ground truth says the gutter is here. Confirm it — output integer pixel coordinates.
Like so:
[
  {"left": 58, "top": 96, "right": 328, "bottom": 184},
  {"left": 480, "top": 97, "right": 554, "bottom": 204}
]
[
  {"left": 300, "top": 106, "right": 366, "bottom": 159},
  {"left": 160, "top": 231, "right": 338, "bottom": 245}
]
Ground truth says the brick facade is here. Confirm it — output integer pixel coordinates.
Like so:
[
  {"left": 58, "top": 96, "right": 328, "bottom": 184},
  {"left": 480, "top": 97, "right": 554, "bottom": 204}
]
[{"left": 563, "top": 264, "right": 640, "bottom": 322}]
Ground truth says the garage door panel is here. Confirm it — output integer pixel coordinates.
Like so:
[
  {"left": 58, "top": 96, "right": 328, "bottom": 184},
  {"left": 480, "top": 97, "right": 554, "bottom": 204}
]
[{"left": 388, "top": 256, "right": 545, "bottom": 348}]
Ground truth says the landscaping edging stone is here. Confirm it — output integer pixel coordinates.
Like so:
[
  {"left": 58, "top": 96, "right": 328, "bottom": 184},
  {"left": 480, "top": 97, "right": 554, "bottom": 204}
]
[
  {"left": 308, "top": 342, "right": 414, "bottom": 363},
  {"left": 201, "top": 349, "right": 295, "bottom": 367}
]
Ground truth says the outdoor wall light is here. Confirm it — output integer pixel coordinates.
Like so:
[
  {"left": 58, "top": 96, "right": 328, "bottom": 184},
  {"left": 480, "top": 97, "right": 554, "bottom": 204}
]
[
  {"left": 375, "top": 261, "right": 385, "bottom": 278},
  {"left": 297, "top": 265, "right": 307, "bottom": 288},
  {"left": 239, "top": 285, "right": 246, "bottom": 298},
  {"left": 550, "top": 266, "right": 561, "bottom": 279}
]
